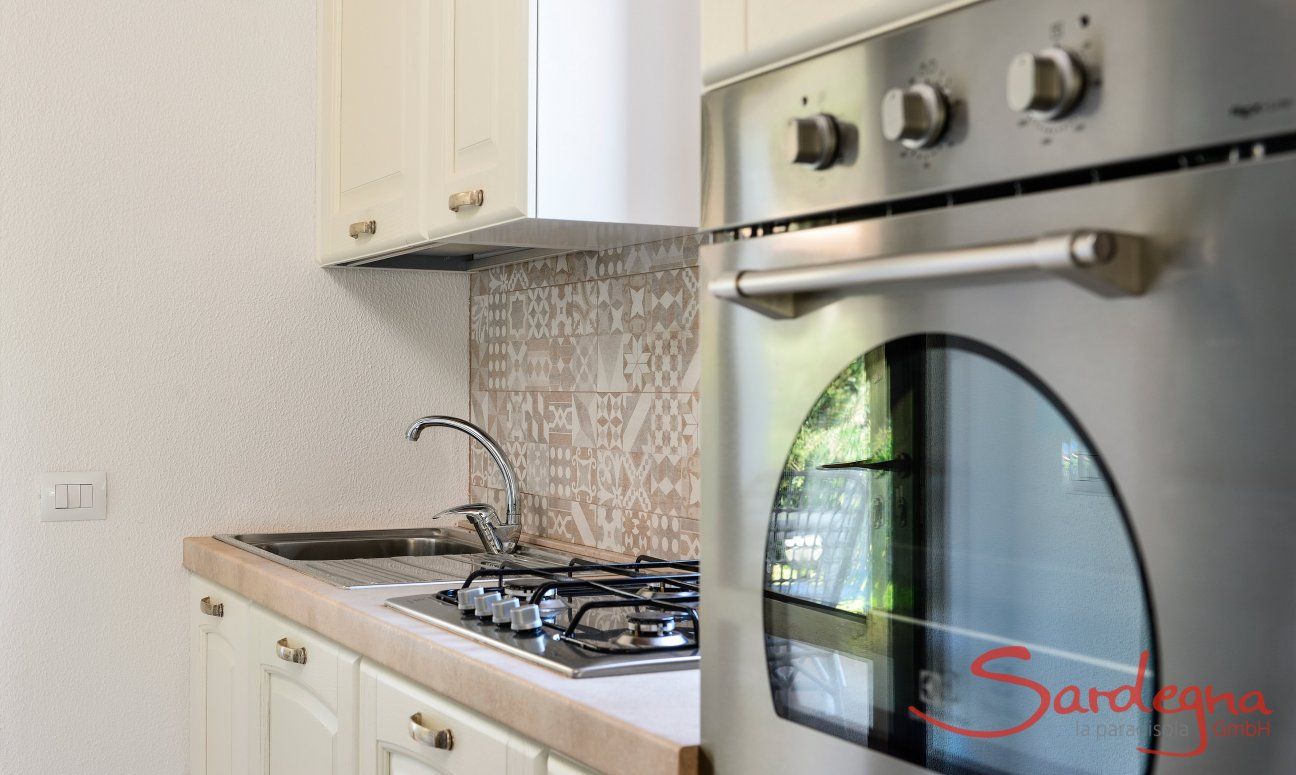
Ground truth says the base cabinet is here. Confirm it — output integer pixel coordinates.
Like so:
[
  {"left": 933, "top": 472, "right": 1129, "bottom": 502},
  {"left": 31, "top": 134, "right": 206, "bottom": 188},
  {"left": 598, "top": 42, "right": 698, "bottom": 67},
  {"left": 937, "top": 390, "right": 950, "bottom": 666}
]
[
  {"left": 359, "top": 662, "right": 546, "bottom": 775},
  {"left": 250, "top": 606, "right": 360, "bottom": 774},
  {"left": 189, "top": 575, "right": 604, "bottom": 775},
  {"left": 189, "top": 576, "right": 251, "bottom": 775}
]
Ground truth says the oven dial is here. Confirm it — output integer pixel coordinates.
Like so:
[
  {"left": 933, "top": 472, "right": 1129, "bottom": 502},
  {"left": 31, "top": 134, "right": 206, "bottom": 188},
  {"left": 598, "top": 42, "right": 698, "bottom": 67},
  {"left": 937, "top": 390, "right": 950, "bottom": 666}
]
[
  {"left": 880, "top": 83, "right": 949, "bottom": 149},
  {"left": 785, "top": 113, "right": 840, "bottom": 169},
  {"left": 1007, "top": 47, "right": 1086, "bottom": 120}
]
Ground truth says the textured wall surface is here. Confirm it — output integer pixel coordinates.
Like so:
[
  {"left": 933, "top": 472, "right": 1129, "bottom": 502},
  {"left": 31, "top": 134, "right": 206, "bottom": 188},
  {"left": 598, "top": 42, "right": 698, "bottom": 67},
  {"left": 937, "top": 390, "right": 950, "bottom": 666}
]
[
  {"left": 468, "top": 237, "right": 701, "bottom": 559},
  {"left": 0, "top": 2, "right": 468, "bottom": 771}
]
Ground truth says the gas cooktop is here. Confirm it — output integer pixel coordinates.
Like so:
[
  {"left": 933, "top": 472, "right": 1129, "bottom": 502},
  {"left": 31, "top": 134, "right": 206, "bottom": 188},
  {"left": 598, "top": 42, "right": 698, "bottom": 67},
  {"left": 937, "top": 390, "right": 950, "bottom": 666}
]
[{"left": 385, "top": 556, "right": 699, "bottom": 678}]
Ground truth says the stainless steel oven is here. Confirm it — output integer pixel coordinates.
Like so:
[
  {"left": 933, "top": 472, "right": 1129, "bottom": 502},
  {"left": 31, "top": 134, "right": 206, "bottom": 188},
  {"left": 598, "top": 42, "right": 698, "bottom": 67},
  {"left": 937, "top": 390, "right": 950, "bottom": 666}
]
[{"left": 699, "top": 1, "right": 1295, "bottom": 772}]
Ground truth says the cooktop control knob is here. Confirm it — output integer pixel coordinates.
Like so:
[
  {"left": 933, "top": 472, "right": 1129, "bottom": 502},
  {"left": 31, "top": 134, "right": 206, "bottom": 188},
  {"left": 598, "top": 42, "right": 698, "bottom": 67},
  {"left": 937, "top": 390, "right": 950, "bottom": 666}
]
[
  {"left": 456, "top": 586, "right": 485, "bottom": 612},
  {"left": 491, "top": 596, "right": 520, "bottom": 626},
  {"left": 786, "top": 113, "right": 840, "bottom": 169},
  {"left": 880, "top": 83, "right": 949, "bottom": 149},
  {"left": 473, "top": 591, "right": 502, "bottom": 619},
  {"left": 1006, "top": 47, "right": 1086, "bottom": 120},
  {"left": 509, "top": 604, "right": 544, "bottom": 634}
]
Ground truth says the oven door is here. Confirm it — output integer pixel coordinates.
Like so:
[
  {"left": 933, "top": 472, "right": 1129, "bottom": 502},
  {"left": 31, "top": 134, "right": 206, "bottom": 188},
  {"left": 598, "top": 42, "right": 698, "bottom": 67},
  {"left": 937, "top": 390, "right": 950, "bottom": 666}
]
[{"left": 700, "top": 156, "right": 1296, "bottom": 773}]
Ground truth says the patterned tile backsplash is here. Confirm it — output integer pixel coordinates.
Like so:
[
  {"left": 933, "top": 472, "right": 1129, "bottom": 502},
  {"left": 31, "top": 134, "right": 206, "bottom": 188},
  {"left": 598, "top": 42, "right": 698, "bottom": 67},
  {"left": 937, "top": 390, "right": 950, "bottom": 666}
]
[{"left": 468, "top": 235, "right": 701, "bottom": 560}]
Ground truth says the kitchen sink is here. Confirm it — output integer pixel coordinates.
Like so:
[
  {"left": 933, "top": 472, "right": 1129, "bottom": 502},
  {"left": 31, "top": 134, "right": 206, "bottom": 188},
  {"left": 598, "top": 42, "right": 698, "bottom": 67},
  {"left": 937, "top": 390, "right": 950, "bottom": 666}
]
[
  {"left": 215, "top": 527, "right": 577, "bottom": 588},
  {"left": 246, "top": 535, "right": 484, "bottom": 562}
]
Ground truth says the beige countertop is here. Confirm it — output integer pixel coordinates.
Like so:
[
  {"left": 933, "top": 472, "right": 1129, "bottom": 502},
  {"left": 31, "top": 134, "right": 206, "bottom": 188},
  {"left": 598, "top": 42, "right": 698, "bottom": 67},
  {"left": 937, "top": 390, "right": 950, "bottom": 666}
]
[{"left": 184, "top": 537, "right": 700, "bottom": 775}]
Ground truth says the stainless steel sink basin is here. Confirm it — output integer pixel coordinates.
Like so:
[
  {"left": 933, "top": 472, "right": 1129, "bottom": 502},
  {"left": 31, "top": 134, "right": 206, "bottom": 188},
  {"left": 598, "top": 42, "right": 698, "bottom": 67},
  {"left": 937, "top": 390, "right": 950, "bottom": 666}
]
[
  {"left": 247, "top": 535, "right": 484, "bottom": 562},
  {"left": 215, "top": 527, "right": 578, "bottom": 588}
]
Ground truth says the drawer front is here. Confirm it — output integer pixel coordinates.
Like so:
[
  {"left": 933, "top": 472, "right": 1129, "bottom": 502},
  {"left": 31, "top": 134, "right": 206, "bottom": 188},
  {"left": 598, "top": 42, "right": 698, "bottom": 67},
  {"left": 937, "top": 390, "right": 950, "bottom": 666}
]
[
  {"left": 362, "top": 662, "right": 529, "bottom": 775},
  {"left": 250, "top": 606, "right": 344, "bottom": 710}
]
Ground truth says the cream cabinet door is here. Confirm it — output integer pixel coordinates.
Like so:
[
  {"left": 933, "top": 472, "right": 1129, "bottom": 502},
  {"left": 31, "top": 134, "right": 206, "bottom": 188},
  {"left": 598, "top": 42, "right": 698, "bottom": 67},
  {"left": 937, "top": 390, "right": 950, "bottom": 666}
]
[
  {"left": 319, "top": 0, "right": 428, "bottom": 264},
  {"left": 359, "top": 661, "right": 546, "bottom": 775},
  {"left": 434, "top": 0, "right": 532, "bottom": 237},
  {"left": 250, "top": 607, "right": 359, "bottom": 775},
  {"left": 546, "top": 752, "right": 603, "bottom": 774},
  {"left": 190, "top": 576, "right": 250, "bottom": 775}
]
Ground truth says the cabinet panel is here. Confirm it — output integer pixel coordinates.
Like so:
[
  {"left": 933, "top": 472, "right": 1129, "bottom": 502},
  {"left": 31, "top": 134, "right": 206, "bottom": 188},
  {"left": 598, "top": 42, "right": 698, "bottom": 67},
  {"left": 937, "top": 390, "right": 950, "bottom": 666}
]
[
  {"left": 251, "top": 607, "right": 359, "bottom": 775},
  {"left": 435, "top": 0, "right": 532, "bottom": 236},
  {"left": 319, "top": 0, "right": 427, "bottom": 264},
  {"left": 360, "top": 661, "right": 546, "bottom": 775},
  {"left": 546, "top": 752, "right": 602, "bottom": 775},
  {"left": 267, "top": 675, "right": 341, "bottom": 775},
  {"left": 190, "top": 576, "right": 250, "bottom": 775}
]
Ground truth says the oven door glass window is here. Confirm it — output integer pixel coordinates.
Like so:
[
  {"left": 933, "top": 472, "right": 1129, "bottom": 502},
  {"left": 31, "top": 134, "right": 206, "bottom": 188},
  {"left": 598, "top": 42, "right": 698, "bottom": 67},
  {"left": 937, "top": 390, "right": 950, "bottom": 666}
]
[{"left": 764, "top": 335, "right": 1156, "bottom": 774}]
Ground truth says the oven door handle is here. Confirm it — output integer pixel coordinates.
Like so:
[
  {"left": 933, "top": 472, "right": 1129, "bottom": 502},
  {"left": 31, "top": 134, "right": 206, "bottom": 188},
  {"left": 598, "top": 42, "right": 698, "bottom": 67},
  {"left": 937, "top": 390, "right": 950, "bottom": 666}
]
[{"left": 709, "top": 230, "right": 1149, "bottom": 319}]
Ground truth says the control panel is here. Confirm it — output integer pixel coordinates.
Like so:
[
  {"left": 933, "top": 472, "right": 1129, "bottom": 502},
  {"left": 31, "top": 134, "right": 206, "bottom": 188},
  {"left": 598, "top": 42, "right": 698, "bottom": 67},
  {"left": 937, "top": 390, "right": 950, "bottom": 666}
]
[{"left": 701, "top": 0, "right": 1296, "bottom": 230}]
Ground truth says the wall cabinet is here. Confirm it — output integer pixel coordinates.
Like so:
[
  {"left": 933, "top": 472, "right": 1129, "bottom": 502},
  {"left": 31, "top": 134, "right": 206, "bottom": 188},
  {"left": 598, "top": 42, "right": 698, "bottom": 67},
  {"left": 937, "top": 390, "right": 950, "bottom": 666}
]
[
  {"left": 320, "top": 0, "right": 700, "bottom": 270},
  {"left": 189, "top": 575, "right": 603, "bottom": 774}
]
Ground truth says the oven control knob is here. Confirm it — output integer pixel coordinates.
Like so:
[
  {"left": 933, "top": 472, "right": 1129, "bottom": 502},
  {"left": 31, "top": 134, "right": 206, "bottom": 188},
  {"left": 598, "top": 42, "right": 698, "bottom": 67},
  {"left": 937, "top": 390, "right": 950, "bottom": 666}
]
[
  {"left": 785, "top": 113, "right": 840, "bottom": 169},
  {"left": 880, "top": 83, "right": 949, "bottom": 149},
  {"left": 1006, "top": 47, "right": 1086, "bottom": 120}
]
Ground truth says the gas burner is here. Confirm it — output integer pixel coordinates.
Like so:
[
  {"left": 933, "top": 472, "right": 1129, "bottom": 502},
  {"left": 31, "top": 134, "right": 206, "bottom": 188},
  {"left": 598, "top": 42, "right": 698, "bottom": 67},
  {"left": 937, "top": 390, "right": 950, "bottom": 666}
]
[
  {"left": 386, "top": 555, "right": 701, "bottom": 677},
  {"left": 612, "top": 611, "right": 693, "bottom": 648},
  {"left": 504, "top": 578, "right": 569, "bottom": 621},
  {"left": 636, "top": 581, "right": 699, "bottom": 604}
]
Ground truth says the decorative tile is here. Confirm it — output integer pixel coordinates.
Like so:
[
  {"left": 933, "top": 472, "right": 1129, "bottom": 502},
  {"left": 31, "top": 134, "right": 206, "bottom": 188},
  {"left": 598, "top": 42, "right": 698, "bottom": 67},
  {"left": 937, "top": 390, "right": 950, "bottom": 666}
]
[
  {"left": 570, "top": 392, "right": 599, "bottom": 449},
  {"left": 524, "top": 441, "right": 549, "bottom": 497},
  {"left": 543, "top": 497, "right": 599, "bottom": 545},
  {"left": 504, "top": 293, "right": 528, "bottom": 340},
  {"left": 548, "top": 336, "right": 596, "bottom": 392},
  {"left": 523, "top": 340, "right": 552, "bottom": 391},
  {"left": 523, "top": 287, "right": 551, "bottom": 339},
  {"left": 467, "top": 234, "right": 701, "bottom": 557},
  {"left": 549, "top": 282, "right": 595, "bottom": 337},
  {"left": 501, "top": 392, "right": 545, "bottom": 443},
  {"left": 623, "top": 512, "right": 700, "bottom": 560},
  {"left": 594, "top": 334, "right": 631, "bottom": 392},
  {"left": 597, "top": 274, "right": 650, "bottom": 335},
  {"left": 543, "top": 394, "right": 573, "bottom": 446},
  {"left": 595, "top": 507, "right": 626, "bottom": 552}
]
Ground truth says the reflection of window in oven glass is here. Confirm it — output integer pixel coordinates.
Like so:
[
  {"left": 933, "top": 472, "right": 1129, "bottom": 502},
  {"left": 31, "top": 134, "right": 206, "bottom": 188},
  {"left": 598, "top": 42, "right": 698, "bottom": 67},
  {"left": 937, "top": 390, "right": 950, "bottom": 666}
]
[{"left": 766, "top": 347, "right": 892, "bottom": 614}]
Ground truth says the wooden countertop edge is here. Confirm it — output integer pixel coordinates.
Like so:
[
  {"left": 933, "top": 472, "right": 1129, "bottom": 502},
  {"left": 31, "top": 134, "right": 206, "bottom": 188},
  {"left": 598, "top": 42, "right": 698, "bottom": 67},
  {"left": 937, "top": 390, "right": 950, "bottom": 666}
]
[{"left": 183, "top": 537, "right": 699, "bottom": 775}]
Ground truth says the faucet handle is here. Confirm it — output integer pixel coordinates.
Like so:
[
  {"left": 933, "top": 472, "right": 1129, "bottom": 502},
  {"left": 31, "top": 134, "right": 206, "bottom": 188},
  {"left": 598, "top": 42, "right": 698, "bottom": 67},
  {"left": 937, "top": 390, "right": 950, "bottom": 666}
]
[{"left": 432, "top": 503, "right": 498, "bottom": 524}]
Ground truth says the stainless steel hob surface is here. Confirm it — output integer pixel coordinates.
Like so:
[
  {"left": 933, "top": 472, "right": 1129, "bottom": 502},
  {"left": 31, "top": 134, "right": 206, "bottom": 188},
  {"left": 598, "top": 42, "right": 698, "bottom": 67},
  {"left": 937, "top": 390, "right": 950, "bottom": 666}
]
[{"left": 386, "top": 557, "right": 700, "bottom": 678}]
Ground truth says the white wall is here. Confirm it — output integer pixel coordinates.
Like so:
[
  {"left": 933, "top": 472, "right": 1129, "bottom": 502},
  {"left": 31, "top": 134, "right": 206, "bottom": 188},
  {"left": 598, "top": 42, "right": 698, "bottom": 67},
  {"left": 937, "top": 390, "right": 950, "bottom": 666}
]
[{"left": 0, "top": 2, "right": 468, "bottom": 771}]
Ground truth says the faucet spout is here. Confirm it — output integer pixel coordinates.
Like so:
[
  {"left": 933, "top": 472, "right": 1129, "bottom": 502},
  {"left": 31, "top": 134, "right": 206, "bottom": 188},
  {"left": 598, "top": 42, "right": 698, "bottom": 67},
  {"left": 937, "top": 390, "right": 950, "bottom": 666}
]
[{"left": 406, "top": 415, "right": 521, "bottom": 552}]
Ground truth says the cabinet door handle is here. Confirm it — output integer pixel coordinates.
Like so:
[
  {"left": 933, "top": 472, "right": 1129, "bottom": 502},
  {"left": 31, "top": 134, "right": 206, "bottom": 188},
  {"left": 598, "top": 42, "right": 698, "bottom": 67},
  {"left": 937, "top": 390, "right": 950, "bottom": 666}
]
[
  {"left": 275, "top": 638, "right": 308, "bottom": 665},
  {"left": 448, "top": 189, "right": 485, "bottom": 212},
  {"left": 198, "top": 596, "right": 224, "bottom": 618},
  {"left": 349, "top": 219, "right": 377, "bottom": 239},
  {"left": 409, "top": 713, "right": 454, "bottom": 750}
]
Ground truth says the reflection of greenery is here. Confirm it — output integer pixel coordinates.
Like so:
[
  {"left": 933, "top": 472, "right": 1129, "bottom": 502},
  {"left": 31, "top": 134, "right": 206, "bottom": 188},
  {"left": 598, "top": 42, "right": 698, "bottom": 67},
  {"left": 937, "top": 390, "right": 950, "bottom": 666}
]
[
  {"left": 784, "top": 356, "right": 890, "bottom": 472},
  {"left": 766, "top": 351, "right": 892, "bottom": 614}
]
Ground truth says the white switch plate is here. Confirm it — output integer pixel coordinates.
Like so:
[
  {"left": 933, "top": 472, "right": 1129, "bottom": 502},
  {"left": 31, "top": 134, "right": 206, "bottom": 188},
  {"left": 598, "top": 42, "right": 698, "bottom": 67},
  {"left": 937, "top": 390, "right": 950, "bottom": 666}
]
[{"left": 39, "top": 472, "right": 107, "bottom": 521}]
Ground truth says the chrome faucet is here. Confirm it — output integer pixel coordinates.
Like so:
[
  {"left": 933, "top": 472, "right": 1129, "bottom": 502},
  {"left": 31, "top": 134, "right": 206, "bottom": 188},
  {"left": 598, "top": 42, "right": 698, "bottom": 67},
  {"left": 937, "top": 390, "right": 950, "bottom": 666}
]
[{"left": 405, "top": 415, "right": 522, "bottom": 554}]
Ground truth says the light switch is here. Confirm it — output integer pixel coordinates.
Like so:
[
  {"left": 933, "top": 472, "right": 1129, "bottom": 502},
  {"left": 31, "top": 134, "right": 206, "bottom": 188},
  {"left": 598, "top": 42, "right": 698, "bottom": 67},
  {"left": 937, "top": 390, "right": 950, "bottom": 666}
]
[{"left": 39, "top": 472, "right": 107, "bottom": 521}]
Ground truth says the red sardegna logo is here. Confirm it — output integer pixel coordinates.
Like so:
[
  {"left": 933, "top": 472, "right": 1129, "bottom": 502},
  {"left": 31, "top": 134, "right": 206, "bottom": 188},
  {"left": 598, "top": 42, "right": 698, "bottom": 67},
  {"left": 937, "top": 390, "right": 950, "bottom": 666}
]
[{"left": 909, "top": 646, "right": 1273, "bottom": 757}]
